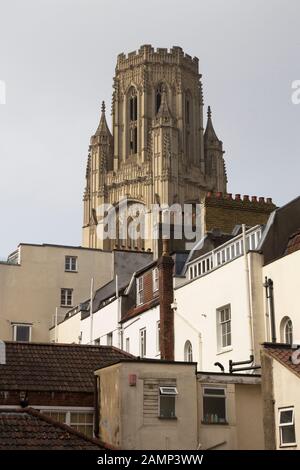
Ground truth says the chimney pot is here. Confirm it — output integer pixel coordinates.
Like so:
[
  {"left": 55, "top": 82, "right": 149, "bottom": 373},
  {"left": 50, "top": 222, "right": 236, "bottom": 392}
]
[{"left": 235, "top": 194, "right": 241, "bottom": 200}]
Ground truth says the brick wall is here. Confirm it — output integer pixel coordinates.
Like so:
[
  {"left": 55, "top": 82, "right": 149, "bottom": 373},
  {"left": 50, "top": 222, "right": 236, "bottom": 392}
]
[
  {"left": 158, "top": 247, "right": 174, "bottom": 361},
  {"left": 204, "top": 192, "right": 276, "bottom": 234}
]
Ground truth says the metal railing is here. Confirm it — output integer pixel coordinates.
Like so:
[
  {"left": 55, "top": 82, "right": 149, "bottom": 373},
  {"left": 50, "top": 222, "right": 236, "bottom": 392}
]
[{"left": 187, "top": 225, "right": 263, "bottom": 281}]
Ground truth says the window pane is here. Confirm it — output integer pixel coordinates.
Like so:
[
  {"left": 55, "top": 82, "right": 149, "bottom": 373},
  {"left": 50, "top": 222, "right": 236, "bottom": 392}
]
[
  {"left": 280, "top": 409, "right": 293, "bottom": 424},
  {"left": 16, "top": 326, "right": 30, "bottom": 342},
  {"left": 160, "top": 396, "right": 176, "bottom": 418},
  {"left": 281, "top": 425, "right": 296, "bottom": 444},
  {"left": 203, "top": 396, "right": 226, "bottom": 423}
]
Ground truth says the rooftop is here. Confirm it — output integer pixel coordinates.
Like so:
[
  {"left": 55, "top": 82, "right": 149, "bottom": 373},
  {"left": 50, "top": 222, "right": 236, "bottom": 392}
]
[
  {"left": 0, "top": 342, "right": 133, "bottom": 392},
  {"left": 263, "top": 342, "right": 300, "bottom": 379},
  {"left": 0, "top": 408, "right": 104, "bottom": 450}
]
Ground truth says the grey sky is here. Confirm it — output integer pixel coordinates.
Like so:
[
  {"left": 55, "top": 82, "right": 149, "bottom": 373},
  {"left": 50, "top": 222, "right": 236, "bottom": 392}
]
[{"left": 0, "top": 0, "right": 299, "bottom": 257}]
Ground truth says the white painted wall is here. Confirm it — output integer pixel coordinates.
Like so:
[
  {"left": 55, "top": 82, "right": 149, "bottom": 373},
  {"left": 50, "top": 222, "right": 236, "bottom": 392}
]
[
  {"left": 122, "top": 306, "right": 160, "bottom": 358},
  {"left": 50, "top": 312, "right": 81, "bottom": 344},
  {"left": 273, "top": 359, "right": 300, "bottom": 449},
  {"left": 81, "top": 299, "right": 120, "bottom": 346},
  {"left": 263, "top": 250, "right": 300, "bottom": 344},
  {"left": 174, "top": 254, "right": 255, "bottom": 371}
]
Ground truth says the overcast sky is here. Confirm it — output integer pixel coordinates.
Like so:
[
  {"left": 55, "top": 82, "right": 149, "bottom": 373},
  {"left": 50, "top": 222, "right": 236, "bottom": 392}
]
[{"left": 0, "top": 0, "right": 300, "bottom": 257}]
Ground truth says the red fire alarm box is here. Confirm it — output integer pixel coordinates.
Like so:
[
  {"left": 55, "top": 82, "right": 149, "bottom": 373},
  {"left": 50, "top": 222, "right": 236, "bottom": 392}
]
[{"left": 129, "top": 374, "right": 137, "bottom": 386}]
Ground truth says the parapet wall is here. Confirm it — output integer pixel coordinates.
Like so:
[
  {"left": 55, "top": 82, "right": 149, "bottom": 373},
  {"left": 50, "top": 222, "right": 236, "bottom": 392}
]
[
  {"left": 116, "top": 44, "right": 199, "bottom": 74},
  {"left": 204, "top": 192, "right": 276, "bottom": 234}
]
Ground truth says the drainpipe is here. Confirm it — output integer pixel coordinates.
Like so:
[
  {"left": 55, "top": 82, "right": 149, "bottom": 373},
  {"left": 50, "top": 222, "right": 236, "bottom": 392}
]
[
  {"left": 242, "top": 224, "right": 254, "bottom": 358},
  {"left": 90, "top": 277, "right": 94, "bottom": 345},
  {"left": 116, "top": 274, "right": 122, "bottom": 350},
  {"left": 264, "top": 278, "right": 276, "bottom": 343}
]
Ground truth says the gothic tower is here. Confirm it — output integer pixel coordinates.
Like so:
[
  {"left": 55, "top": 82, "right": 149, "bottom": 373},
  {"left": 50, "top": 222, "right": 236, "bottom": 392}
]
[{"left": 82, "top": 45, "right": 227, "bottom": 252}]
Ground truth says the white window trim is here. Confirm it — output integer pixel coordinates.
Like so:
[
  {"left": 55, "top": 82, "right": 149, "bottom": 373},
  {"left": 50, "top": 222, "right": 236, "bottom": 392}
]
[
  {"left": 159, "top": 387, "right": 178, "bottom": 418},
  {"left": 217, "top": 305, "right": 232, "bottom": 351},
  {"left": 61, "top": 288, "right": 73, "bottom": 307},
  {"left": 152, "top": 267, "right": 159, "bottom": 292},
  {"left": 140, "top": 327, "right": 146, "bottom": 358},
  {"left": 279, "top": 407, "right": 297, "bottom": 447},
  {"left": 202, "top": 386, "right": 227, "bottom": 424},
  {"left": 65, "top": 256, "right": 78, "bottom": 272},
  {"left": 156, "top": 321, "right": 160, "bottom": 353},
  {"left": 12, "top": 323, "right": 32, "bottom": 342},
  {"left": 136, "top": 276, "right": 144, "bottom": 305}
]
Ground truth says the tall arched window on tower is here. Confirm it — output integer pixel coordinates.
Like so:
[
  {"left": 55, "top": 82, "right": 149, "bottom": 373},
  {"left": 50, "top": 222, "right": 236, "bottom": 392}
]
[
  {"left": 184, "top": 340, "right": 193, "bottom": 362},
  {"left": 128, "top": 87, "right": 138, "bottom": 155},
  {"left": 155, "top": 83, "right": 165, "bottom": 114},
  {"left": 280, "top": 317, "right": 293, "bottom": 344},
  {"left": 185, "top": 91, "right": 192, "bottom": 159}
]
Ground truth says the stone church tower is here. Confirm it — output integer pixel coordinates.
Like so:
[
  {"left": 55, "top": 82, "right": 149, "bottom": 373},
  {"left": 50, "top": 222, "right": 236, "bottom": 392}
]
[{"left": 82, "top": 45, "right": 227, "bottom": 252}]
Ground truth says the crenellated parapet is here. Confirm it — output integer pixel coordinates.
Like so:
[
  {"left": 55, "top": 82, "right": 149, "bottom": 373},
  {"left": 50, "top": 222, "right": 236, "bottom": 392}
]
[{"left": 116, "top": 45, "right": 199, "bottom": 74}]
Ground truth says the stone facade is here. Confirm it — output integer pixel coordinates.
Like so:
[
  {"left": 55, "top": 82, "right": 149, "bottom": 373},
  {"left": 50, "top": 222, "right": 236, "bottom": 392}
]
[{"left": 82, "top": 45, "right": 227, "bottom": 252}]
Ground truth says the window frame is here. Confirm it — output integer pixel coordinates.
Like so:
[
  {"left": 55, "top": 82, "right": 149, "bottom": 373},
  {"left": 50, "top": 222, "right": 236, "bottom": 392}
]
[
  {"left": 217, "top": 305, "right": 232, "bottom": 351},
  {"left": 156, "top": 321, "right": 160, "bottom": 354},
  {"left": 12, "top": 323, "right": 32, "bottom": 342},
  {"left": 65, "top": 256, "right": 78, "bottom": 272},
  {"left": 39, "top": 407, "right": 94, "bottom": 438},
  {"left": 140, "top": 327, "right": 146, "bottom": 358},
  {"left": 136, "top": 276, "right": 144, "bottom": 305},
  {"left": 106, "top": 332, "right": 113, "bottom": 346},
  {"left": 159, "top": 386, "right": 178, "bottom": 419},
  {"left": 152, "top": 267, "right": 159, "bottom": 292},
  {"left": 60, "top": 288, "right": 73, "bottom": 307},
  {"left": 202, "top": 386, "right": 227, "bottom": 425},
  {"left": 279, "top": 407, "right": 297, "bottom": 447},
  {"left": 284, "top": 319, "right": 293, "bottom": 345},
  {"left": 184, "top": 340, "right": 193, "bottom": 362}
]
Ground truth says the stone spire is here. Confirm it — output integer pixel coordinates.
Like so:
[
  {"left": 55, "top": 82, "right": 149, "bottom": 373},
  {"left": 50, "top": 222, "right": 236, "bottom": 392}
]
[
  {"left": 155, "top": 85, "right": 173, "bottom": 124},
  {"left": 204, "top": 106, "right": 221, "bottom": 144},
  {"left": 95, "top": 101, "right": 112, "bottom": 137}
]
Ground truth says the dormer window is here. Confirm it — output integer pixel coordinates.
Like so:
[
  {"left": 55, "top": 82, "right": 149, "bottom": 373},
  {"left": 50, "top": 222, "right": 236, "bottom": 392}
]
[{"left": 136, "top": 276, "right": 144, "bottom": 305}]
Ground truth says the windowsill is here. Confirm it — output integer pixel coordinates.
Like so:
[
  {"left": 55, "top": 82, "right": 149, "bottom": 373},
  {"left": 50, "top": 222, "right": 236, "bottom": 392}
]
[
  {"left": 158, "top": 416, "right": 177, "bottom": 420},
  {"left": 65, "top": 270, "right": 78, "bottom": 274},
  {"left": 201, "top": 421, "right": 229, "bottom": 426},
  {"left": 279, "top": 443, "right": 297, "bottom": 448},
  {"left": 217, "top": 347, "right": 233, "bottom": 355},
  {"left": 60, "top": 305, "right": 74, "bottom": 309}
]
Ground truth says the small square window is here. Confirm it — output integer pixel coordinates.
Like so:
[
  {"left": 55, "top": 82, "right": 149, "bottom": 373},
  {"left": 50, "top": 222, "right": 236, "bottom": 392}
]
[
  {"left": 203, "top": 387, "right": 226, "bottom": 424},
  {"left": 159, "top": 387, "right": 178, "bottom": 419},
  {"left": 65, "top": 256, "right": 77, "bottom": 272},
  {"left": 12, "top": 324, "right": 31, "bottom": 342},
  {"left": 61, "top": 288, "right": 73, "bottom": 307}
]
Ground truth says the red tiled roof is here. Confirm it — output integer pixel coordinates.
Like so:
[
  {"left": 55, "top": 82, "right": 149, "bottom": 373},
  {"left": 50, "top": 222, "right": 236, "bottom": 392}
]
[
  {"left": 0, "top": 408, "right": 105, "bottom": 450},
  {"left": 0, "top": 342, "right": 134, "bottom": 392},
  {"left": 263, "top": 343, "right": 300, "bottom": 379}
]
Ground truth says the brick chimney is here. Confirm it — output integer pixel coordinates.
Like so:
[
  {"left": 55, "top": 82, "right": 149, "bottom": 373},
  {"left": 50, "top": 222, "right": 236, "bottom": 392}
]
[{"left": 157, "top": 239, "right": 174, "bottom": 361}]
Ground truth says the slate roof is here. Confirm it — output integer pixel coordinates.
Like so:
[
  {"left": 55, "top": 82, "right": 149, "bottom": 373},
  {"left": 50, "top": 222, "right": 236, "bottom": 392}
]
[
  {"left": 0, "top": 408, "right": 104, "bottom": 450},
  {"left": 263, "top": 343, "right": 300, "bottom": 379},
  {"left": 0, "top": 342, "right": 133, "bottom": 392}
]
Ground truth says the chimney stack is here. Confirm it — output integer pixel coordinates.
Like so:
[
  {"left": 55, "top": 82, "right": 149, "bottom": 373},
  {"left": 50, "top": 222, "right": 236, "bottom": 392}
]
[{"left": 158, "top": 239, "right": 175, "bottom": 361}]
